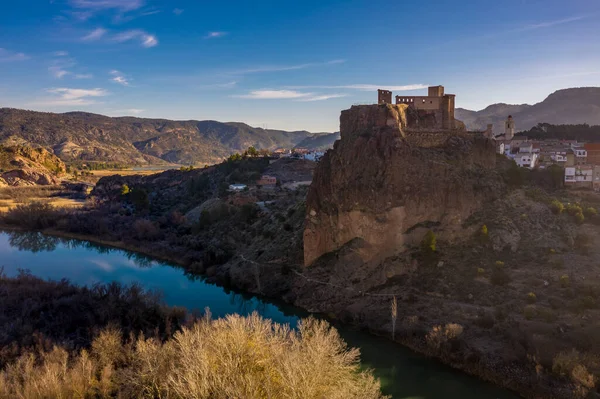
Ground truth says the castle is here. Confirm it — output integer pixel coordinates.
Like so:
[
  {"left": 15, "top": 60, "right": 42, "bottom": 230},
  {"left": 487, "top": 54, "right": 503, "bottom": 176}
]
[{"left": 377, "top": 85, "right": 457, "bottom": 130}]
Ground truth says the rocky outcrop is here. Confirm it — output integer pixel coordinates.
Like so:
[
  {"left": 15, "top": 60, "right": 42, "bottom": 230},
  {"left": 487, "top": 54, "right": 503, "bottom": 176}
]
[
  {"left": 303, "top": 104, "right": 503, "bottom": 266},
  {"left": 0, "top": 145, "right": 66, "bottom": 186}
]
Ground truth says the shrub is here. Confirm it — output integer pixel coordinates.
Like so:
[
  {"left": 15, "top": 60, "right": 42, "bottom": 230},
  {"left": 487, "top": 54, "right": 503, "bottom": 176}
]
[
  {"left": 574, "top": 212, "right": 585, "bottom": 225},
  {"left": 476, "top": 268, "right": 485, "bottom": 277},
  {"left": 490, "top": 267, "right": 511, "bottom": 286},
  {"left": 495, "top": 260, "right": 505, "bottom": 267},
  {"left": 480, "top": 224, "right": 488, "bottom": 240},
  {"left": 120, "top": 184, "right": 130, "bottom": 196},
  {"left": 553, "top": 350, "right": 597, "bottom": 390},
  {"left": 523, "top": 305, "right": 536, "bottom": 320},
  {"left": 584, "top": 207, "right": 598, "bottom": 218},
  {"left": 549, "top": 248, "right": 556, "bottom": 254},
  {"left": 549, "top": 200, "right": 564, "bottom": 215},
  {"left": 2, "top": 202, "right": 65, "bottom": 229},
  {"left": 527, "top": 292, "right": 537, "bottom": 304},
  {"left": 560, "top": 275, "right": 570, "bottom": 288},
  {"left": 566, "top": 203, "right": 583, "bottom": 216},
  {"left": 0, "top": 314, "right": 388, "bottom": 399},
  {"left": 133, "top": 219, "right": 160, "bottom": 240},
  {"left": 420, "top": 230, "right": 436, "bottom": 254},
  {"left": 426, "top": 323, "right": 463, "bottom": 351}
]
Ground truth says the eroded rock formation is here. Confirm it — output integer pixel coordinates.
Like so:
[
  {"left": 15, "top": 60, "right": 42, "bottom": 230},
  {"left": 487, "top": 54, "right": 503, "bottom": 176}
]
[{"left": 303, "top": 104, "right": 502, "bottom": 266}]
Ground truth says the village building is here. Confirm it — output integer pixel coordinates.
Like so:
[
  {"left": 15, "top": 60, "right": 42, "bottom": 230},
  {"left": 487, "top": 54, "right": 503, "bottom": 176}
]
[
  {"left": 257, "top": 175, "right": 277, "bottom": 186},
  {"left": 565, "top": 165, "right": 594, "bottom": 188},
  {"left": 594, "top": 165, "right": 600, "bottom": 191},
  {"left": 584, "top": 143, "right": 600, "bottom": 165},
  {"left": 229, "top": 184, "right": 247, "bottom": 191}
]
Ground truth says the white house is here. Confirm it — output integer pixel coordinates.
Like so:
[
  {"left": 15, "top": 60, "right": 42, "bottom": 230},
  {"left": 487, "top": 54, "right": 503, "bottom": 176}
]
[
  {"left": 565, "top": 166, "right": 593, "bottom": 187},
  {"left": 229, "top": 184, "right": 247, "bottom": 191},
  {"left": 515, "top": 153, "right": 538, "bottom": 169}
]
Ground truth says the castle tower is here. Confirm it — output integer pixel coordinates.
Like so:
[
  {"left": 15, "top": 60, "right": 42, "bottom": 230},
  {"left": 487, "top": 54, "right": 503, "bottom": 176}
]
[
  {"left": 505, "top": 115, "right": 515, "bottom": 141},
  {"left": 377, "top": 89, "right": 392, "bottom": 104}
]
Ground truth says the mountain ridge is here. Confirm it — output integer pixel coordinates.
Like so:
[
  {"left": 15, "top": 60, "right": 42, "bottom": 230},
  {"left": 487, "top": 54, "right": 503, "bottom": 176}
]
[
  {"left": 0, "top": 108, "right": 337, "bottom": 166},
  {"left": 456, "top": 87, "right": 600, "bottom": 133}
]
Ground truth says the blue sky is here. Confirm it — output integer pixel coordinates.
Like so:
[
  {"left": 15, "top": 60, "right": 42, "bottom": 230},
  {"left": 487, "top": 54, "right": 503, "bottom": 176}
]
[{"left": 0, "top": 0, "right": 599, "bottom": 132}]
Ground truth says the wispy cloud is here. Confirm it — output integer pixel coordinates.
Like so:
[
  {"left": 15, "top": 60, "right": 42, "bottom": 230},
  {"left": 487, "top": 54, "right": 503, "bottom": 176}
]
[
  {"left": 233, "top": 90, "right": 347, "bottom": 101},
  {"left": 82, "top": 27, "right": 107, "bottom": 41},
  {"left": 204, "top": 31, "right": 227, "bottom": 39},
  {"left": 234, "top": 90, "right": 313, "bottom": 100},
  {"left": 49, "top": 66, "right": 70, "bottom": 79},
  {"left": 0, "top": 48, "right": 29, "bottom": 62},
  {"left": 297, "top": 94, "right": 348, "bottom": 101},
  {"left": 118, "top": 108, "right": 144, "bottom": 115},
  {"left": 110, "top": 70, "right": 130, "bottom": 86},
  {"left": 287, "top": 84, "right": 427, "bottom": 91},
  {"left": 227, "top": 60, "right": 345, "bottom": 75},
  {"left": 69, "top": 0, "right": 145, "bottom": 12},
  {"left": 514, "top": 15, "right": 588, "bottom": 33},
  {"left": 53, "top": 51, "right": 69, "bottom": 56},
  {"left": 112, "top": 29, "right": 158, "bottom": 47},
  {"left": 173, "top": 8, "right": 184, "bottom": 15},
  {"left": 33, "top": 87, "right": 109, "bottom": 106},
  {"left": 81, "top": 28, "right": 158, "bottom": 47}
]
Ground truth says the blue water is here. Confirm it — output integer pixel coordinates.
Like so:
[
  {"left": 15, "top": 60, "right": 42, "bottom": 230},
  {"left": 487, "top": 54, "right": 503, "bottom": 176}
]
[{"left": 0, "top": 230, "right": 518, "bottom": 399}]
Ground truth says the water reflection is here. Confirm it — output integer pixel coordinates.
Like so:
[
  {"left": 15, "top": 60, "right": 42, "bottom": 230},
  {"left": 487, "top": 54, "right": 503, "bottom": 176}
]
[
  {"left": 0, "top": 230, "right": 518, "bottom": 399},
  {"left": 8, "top": 231, "right": 60, "bottom": 253}
]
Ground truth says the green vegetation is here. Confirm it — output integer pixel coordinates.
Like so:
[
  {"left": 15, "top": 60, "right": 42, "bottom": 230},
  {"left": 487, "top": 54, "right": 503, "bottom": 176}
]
[
  {"left": 519, "top": 122, "right": 600, "bottom": 142},
  {"left": 420, "top": 230, "right": 436, "bottom": 254},
  {"left": 549, "top": 200, "right": 564, "bottom": 215},
  {"left": 560, "top": 275, "right": 570, "bottom": 288},
  {"left": 526, "top": 292, "right": 537, "bottom": 304}
]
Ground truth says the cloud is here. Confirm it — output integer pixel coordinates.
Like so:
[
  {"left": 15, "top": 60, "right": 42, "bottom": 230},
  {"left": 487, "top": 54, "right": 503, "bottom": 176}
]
[
  {"left": 81, "top": 28, "right": 158, "bottom": 47},
  {"left": 69, "top": 0, "right": 144, "bottom": 12},
  {"left": 113, "top": 29, "right": 158, "bottom": 47},
  {"left": 82, "top": 27, "right": 107, "bottom": 41},
  {"left": 227, "top": 60, "right": 344, "bottom": 75},
  {"left": 234, "top": 90, "right": 313, "bottom": 100},
  {"left": 287, "top": 84, "right": 427, "bottom": 91},
  {"left": 121, "top": 108, "right": 144, "bottom": 115},
  {"left": 33, "top": 87, "right": 109, "bottom": 106},
  {"left": 0, "top": 48, "right": 29, "bottom": 62},
  {"left": 297, "top": 94, "right": 348, "bottom": 101},
  {"left": 173, "top": 8, "right": 184, "bottom": 15},
  {"left": 205, "top": 31, "right": 227, "bottom": 39},
  {"left": 110, "top": 70, "right": 130, "bottom": 86},
  {"left": 49, "top": 66, "right": 70, "bottom": 79},
  {"left": 515, "top": 15, "right": 588, "bottom": 32},
  {"left": 53, "top": 51, "right": 69, "bottom": 56}
]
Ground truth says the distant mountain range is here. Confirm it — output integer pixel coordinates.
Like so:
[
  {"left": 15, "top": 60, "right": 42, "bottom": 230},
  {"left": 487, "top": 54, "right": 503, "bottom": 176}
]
[
  {"left": 0, "top": 109, "right": 339, "bottom": 166},
  {"left": 456, "top": 87, "right": 600, "bottom": 134}
]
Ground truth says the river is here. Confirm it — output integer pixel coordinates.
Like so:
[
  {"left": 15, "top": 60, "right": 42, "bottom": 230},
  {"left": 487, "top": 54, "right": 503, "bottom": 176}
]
[{"left": 0, "top": 230, "right": 518, "bottom": 399}]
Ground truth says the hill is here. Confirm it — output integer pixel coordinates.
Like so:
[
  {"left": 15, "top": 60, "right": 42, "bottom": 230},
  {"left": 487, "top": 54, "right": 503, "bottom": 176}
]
[
  {"left": 0, "top": 145, "right": 66, "bottom": 186},
  {"left": 0, "top": 108, "right": 334, "bottom": 166},
  {"left": 456, "top": 87, "right": 600, "bottom": 133},
  {"left": 294, "top": 132, "right": 340, "bottom": 150}
]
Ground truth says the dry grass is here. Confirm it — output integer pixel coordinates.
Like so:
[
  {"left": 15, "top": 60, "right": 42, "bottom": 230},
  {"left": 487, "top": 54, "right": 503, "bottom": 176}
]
[
  {"left": 0, "top": 312, "right": 387, "bottom": 399},
  {"left": 90, "top": 169, "right": 166, "bottom": 178},
  {"left": 0, "top": 197, "right": 85, "bottom": 213}
]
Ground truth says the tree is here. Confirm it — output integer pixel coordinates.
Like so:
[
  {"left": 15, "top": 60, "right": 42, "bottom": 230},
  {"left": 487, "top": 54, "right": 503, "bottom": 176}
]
[
  {"left": 120, "top": 184, "right": 130, "bottom": 196},
  {"left": 246, "top": 146, "right": 259, "bottom": 157}
]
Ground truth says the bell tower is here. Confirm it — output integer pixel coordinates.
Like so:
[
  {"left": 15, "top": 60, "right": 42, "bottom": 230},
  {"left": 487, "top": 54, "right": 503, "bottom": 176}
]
[{"left": 505, "top": 115, "right": 515, "bottom": 140}]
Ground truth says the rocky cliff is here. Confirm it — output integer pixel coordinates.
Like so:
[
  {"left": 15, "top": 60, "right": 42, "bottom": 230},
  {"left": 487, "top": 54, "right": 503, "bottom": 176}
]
[
  {"left": 304, "top": 104, "right": 502, "bottom": 266},
  {"left": 0, "top": 145, "right": 65, "bottom": 186}
]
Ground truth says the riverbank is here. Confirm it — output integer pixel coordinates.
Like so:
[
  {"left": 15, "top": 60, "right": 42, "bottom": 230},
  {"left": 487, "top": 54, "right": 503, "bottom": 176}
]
[{"left": 0, "top": 222, "right": 566, "bottom": 399}]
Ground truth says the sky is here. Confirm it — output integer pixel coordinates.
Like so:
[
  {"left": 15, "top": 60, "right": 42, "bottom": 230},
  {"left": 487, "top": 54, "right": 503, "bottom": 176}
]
[{"left": 0, "top": 0, "right": 599, "bottom": 132}]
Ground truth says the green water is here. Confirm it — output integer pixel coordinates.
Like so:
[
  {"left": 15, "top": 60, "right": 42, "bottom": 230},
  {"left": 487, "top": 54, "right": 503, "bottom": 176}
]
[{"left": 0, "top": 230, "right": 518, "bottom": 399}]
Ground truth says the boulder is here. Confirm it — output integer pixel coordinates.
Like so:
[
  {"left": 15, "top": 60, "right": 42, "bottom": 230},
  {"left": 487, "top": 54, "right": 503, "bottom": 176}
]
[{"left": 1, "top": 168, "right": 60, "bottom": 186}]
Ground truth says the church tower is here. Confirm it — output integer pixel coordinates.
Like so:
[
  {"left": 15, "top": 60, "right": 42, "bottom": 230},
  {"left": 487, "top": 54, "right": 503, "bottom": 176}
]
[{"left": 505, "top": 115, "right": 515, "bottom": 141}]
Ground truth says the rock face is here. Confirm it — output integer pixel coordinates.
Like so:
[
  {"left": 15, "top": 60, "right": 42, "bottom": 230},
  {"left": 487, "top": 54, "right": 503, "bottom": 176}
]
[
  {"left": 0, "top": 145, "right": 66, "bottom": 186},
  {"left": 303, "top": 104, "right": 502, "bottom": 266}
]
